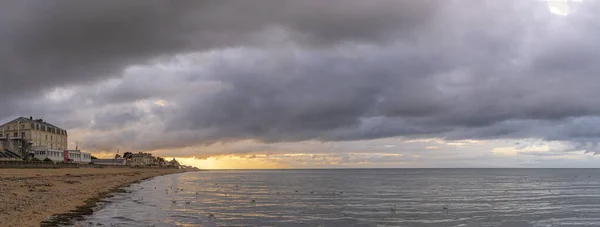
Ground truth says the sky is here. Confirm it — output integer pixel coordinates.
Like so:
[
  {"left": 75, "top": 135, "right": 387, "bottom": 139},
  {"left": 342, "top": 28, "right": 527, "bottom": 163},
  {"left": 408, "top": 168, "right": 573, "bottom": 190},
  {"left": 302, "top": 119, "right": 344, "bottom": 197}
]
[{"left": 1, "top": 0, "right": 600, "bottom": 169}]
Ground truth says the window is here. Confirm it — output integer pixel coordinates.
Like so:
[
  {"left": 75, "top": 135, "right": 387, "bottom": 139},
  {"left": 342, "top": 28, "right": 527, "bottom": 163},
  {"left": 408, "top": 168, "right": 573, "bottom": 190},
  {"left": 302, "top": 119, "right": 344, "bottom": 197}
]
[
  {"left": 21, "top": 132, "right": 25, "bottom": 138},
  {"left": 31, "top": 123, "right": 34, "bottom": 129},
  {"left": 13, "top": 132, "right": 17, "bottom": 137}
]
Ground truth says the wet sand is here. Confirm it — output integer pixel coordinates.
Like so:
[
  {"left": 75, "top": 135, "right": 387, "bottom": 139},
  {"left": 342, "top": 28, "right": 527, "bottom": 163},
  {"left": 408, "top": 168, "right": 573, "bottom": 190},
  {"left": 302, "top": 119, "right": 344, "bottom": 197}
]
[{"left": 0, "top": 168, "right": 185, "bottom": 227}]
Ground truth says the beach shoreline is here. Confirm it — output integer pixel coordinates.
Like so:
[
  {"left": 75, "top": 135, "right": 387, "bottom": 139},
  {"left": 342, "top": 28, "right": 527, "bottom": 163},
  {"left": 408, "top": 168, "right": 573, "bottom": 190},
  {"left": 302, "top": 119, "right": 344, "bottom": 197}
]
[{"left": 0, "top": 167, "right": 191, "bottom": 227}]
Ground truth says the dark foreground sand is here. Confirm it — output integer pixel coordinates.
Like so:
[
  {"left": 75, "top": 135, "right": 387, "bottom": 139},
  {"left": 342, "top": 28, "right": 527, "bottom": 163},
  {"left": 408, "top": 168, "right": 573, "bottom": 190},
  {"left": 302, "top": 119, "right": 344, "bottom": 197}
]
[{"left": 0, "top": 168, "right": 186, "bottom": 227}]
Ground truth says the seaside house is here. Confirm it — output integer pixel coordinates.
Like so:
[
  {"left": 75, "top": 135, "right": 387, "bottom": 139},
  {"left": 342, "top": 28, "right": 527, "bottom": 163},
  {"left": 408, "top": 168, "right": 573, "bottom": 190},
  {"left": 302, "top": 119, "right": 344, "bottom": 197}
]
[
  {"left": 166, "top": 158, "right": 180, "bottom": 168},
  {"left": 0, "top": 117, "right": 68, "bottom": 149},
  {"left": 129, "top": 152, "right": 155, "bottom": 166},
  {"left": 0, "top": 116, "right": 68, "bottom": 159}
]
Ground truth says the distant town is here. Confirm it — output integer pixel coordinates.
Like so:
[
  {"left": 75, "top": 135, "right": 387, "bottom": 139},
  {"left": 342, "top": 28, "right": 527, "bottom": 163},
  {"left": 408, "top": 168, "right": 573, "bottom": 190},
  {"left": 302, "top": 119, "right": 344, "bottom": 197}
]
[{"left": 0, "top": 116, "right": 194, "bottom": 169}]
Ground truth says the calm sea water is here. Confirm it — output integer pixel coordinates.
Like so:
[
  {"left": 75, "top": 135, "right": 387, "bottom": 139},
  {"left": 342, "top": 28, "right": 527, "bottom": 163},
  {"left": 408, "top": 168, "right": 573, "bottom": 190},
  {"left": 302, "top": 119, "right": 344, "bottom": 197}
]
[{"left": 71, "top": 169, "right": 600, "bottom": 227}]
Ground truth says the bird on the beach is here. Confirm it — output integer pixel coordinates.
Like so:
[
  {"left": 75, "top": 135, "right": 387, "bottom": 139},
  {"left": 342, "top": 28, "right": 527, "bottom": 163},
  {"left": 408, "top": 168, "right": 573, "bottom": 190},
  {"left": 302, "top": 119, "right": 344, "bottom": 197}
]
[
  {"left": 310, "top": 191, "right": 314, "bottom": 194},
  {"left": 295, "top": 190, "right": 298, "bottom": 193},
  {"left": 208, "top": 213, "right": 215, "bottom": 219},
  {"left": 172, "top": 200, "right": 176, "bottom": 204},
  {"left": 196, "top": 192, "right": 199, "bottom": 195},
  {"left": 443, "top": 206, "right": 449, "bottom": 214},
  {"left": 390, "top": 205, "right": 396, "bottom": 214},
  {"left": 340, "top": 191, "right": 343, "bottom": 194},
  {"left": 186, "top": 201, "right": 191, "bottom": 204}
]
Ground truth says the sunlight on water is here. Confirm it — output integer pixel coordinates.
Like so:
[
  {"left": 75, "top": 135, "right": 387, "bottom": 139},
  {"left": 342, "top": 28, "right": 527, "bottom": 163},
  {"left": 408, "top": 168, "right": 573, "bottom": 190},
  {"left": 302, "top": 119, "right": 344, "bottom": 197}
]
[{"left": 73, "top": 169, "right": 600, "bottom": 227}]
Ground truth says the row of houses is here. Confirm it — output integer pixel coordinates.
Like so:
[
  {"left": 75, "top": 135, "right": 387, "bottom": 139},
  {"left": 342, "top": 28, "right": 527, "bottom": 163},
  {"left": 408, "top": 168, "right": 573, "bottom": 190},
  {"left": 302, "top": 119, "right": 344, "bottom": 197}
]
[
  {"left": 0, "top": 117, "right": 92, "bottom": 164},
  {"left": 93, "top": 152, "right": 180, "bottom": 167},
  {"left": 0, "top": 117, "right": 180, "bottom": 167}
]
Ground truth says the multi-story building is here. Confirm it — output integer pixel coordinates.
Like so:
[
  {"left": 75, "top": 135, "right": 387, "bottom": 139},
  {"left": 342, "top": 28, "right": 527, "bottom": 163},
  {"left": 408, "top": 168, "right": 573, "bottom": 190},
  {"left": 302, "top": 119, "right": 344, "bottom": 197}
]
[
  {"left": 129, "top": 152, "right": 155, "bottom": 166},
  {"left": 0, "top": 116, "right": 68, "bottom": 150}
]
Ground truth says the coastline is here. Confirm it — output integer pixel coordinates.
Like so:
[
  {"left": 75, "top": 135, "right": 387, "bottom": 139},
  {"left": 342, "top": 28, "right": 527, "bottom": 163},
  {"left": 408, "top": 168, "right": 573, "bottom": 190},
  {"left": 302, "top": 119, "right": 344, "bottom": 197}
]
[{"left": 0, "top": 167, "right": 191, "bottom": 227}]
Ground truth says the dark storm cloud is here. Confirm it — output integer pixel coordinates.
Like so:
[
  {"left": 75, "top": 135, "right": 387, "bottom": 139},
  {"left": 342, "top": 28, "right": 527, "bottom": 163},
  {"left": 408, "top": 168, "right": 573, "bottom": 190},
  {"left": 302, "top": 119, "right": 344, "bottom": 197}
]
[
  {"left": 0, "top": 0, "right": 436, "bottom": 99},
  {"left": 159, "top": 0, "right": 600, "bottom": 147},
  {"left": 2, "top": 0, "right": 600, "bottom": 153}
]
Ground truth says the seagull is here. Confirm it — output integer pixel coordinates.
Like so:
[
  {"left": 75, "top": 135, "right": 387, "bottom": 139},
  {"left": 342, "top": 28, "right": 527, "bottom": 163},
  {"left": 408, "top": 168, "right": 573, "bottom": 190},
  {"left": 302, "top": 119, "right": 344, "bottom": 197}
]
[
  {"left": 172, "top": 200, "right": 176, "bottom": 204},
  {"left": 186, "top": 201, "right": 191, "bottom": 204},
  {"left": 390, "top": 205, "right": 396, "bottom": 214}
]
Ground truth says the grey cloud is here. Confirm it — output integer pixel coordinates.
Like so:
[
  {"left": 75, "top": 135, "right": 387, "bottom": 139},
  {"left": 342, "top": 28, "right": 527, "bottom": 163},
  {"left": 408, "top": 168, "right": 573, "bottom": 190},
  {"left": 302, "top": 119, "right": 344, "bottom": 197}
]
[
  {"left": 91, "top": 107, "right": 144, "bottom": 130},
  {"left": 0, "top": 0, "right": 437, "bottom": 100},
  {"left": 154, "top": 0, "right": 600, "bottom": 148},
  {"left": 4, "top": 0, "right": 600, "bottom": 155}
]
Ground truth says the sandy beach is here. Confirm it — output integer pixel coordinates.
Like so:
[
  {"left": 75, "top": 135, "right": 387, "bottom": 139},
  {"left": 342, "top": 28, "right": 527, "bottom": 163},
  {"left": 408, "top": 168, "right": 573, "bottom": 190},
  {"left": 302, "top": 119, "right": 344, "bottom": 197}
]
[{"left": 0, "top": 167, "right": 185, "bottom": 227}]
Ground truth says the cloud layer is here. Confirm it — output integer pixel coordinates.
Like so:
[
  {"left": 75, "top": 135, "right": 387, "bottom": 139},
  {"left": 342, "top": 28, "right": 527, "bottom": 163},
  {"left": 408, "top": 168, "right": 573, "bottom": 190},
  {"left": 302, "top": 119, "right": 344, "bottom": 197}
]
[{"left": 2, "top": 0, "right": 600, "bottom": 165}]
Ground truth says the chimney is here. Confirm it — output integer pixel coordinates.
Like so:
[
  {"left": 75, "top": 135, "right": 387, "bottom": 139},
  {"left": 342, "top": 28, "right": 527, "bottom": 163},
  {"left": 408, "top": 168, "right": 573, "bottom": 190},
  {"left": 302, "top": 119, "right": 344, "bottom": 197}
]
[{"left": 30, "top": 116, "right": 33, "bottom": 120}]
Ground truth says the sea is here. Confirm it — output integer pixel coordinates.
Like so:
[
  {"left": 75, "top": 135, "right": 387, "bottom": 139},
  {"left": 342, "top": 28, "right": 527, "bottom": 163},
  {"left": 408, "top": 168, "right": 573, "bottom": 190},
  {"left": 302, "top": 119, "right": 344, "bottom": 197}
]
[{"left": 67, "top": 169, "right": 600, "bottom": 227}]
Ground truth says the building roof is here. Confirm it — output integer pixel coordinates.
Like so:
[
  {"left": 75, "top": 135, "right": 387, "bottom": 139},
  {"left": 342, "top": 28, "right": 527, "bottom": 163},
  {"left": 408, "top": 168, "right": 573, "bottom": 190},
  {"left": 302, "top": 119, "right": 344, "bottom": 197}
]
[
  {"left": 1, "top": 117, "right": 67, "bottom": 134},
  {"left": 0, "top": 149, "right": 22, "bottom": 159},
  {"left": 93, "top": 159, "right": 126, "bottom": 164},
  {"left": 132, "top": 153, "right": 153, "bottom": 158}
]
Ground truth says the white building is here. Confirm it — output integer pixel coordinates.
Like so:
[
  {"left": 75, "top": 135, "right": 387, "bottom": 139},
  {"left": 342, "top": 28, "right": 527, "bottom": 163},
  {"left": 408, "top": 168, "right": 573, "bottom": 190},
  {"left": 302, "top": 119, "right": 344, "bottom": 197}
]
[{"left": 31, "top": 149, "right": 91, "bottom": 164}]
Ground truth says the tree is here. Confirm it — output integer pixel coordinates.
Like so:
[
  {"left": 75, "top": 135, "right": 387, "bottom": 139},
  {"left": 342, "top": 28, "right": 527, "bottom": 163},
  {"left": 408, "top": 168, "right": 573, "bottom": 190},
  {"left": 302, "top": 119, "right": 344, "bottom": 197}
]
[
  {"left": 123, "top": 152, "right": 133, "bottom": 159},
  {"left": 43, "top": 157, "right": 52, "bottom": 162},
  {"left": 91, "top": 155, "right": 98, "bottom": 160}
]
